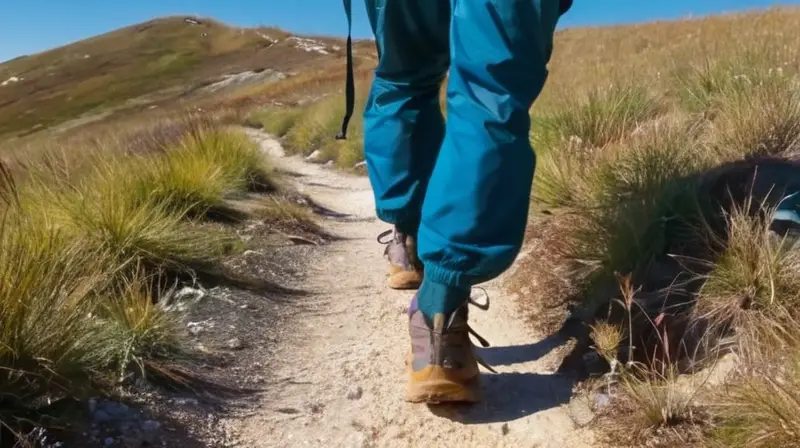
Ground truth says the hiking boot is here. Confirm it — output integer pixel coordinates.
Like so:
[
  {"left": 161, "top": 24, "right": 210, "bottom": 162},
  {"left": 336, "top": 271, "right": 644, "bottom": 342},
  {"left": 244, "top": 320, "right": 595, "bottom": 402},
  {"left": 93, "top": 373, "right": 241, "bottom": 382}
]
[
  {"left": 405, "top": 294, "right": 494, "bottom": 404},
  {"left": 378, "top": 228, "right": 423, "bottom": 290}
]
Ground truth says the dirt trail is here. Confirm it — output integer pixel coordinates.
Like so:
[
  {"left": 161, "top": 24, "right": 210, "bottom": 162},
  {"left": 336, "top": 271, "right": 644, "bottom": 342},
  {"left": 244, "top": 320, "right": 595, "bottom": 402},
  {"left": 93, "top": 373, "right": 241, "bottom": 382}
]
[{"left": 231, "top": 129, "right": 596, "bottom": 447}]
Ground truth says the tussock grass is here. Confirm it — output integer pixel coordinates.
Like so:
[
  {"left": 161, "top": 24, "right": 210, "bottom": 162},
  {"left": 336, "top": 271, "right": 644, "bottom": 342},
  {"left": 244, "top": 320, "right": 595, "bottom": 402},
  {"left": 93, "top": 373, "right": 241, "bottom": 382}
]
[
  {"left": 532, "top": 139, "right": 594, "bottom": 208},
  {"left": 57, "top": 176, "right": 237, "bottom": 272},
  {"left": 590, "top": 321, "right": 623, "bottom": 366},
  {"left": 134, "top": 127, "right": 276, "bottom": 218},
  {"left": 621, "top": 365, "right": 701, "bottom": 430},
  {"left": 697, "top": 201, "right": 800, "bottom": 328},
  {"left": 251, "top": 73, "right": 371, "bottom": 170},
  {"left": 534, "top": 84, "right": 664, "bottom": 153},
  {"left": 621, "top": 366, "right": 704, "bottom": 440},
  {"left": 251, "top": 108, "right": 305, "bottom": 137},
  {"left": 0, "top": 213, "right": 110, "bottom": 407},
  {"left": 283, "top": 94, "right": 348, "bottom": 157},
  {"left": 710, "top": 310, "right": 800, "bottom": 447},
  {"left": 567, "top": 119, "right": 710, "bottom": 278},
  {"left": 710, "top": 72, "right": 800, "bottom": 160},
  {"left": 0, "top": 116, "right": 308, "bottom": 438},
  {"left": 532, "top": 85, "right": 667, "bottom": 208},
  {"left": 97, "top": 270, "right": 185, "bottom": 380}
]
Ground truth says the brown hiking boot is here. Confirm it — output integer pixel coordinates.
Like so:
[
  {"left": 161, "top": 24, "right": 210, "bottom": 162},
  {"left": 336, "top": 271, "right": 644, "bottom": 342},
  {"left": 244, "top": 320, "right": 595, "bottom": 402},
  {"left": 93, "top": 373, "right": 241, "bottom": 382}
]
[
  {"left": 405, "top": 294, "right": 495, "bottom": 404},
  {"left": 378, "top": 228, "right": 423, "bottom": 290}
]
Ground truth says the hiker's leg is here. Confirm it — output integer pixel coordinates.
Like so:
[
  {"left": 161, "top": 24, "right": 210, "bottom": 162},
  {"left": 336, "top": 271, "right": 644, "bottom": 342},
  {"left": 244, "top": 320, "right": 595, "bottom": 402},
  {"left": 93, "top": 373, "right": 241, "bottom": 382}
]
[
  {"left": 363, "top": 0, "right": 450, "bottom": 236},
  {"left": 416, "top": 0, "right": 565, "bottom": 317}
]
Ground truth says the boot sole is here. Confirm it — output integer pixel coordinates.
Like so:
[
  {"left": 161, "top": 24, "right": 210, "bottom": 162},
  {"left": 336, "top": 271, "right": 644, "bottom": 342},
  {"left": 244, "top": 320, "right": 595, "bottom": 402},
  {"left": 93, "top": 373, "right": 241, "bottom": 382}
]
[
  {"left": 388, "top": 267, "right": 422, "bottom": 290},
  {"left": 404, "top": 376, "right": 482, "bottom": 404}
]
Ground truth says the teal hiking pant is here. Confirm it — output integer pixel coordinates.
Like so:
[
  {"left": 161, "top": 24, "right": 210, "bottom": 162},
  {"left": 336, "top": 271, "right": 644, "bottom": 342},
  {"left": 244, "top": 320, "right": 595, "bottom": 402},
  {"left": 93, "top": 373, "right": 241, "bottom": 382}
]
[{"left": 362, "top": 0, "right": 571, "bottom": 318}]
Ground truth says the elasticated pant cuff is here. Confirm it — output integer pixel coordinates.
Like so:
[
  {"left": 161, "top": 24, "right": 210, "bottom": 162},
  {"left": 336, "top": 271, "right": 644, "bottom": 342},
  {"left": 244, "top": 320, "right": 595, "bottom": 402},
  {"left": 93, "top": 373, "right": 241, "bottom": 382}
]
[{"left": 417, "top": 278, "right": 470, "bottom": 319}]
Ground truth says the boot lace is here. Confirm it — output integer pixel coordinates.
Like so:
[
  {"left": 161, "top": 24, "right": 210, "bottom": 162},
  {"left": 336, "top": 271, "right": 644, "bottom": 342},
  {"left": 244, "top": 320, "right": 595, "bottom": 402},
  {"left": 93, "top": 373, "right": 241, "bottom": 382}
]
[{"left": 446, "top": 287, "right": 497, "bottom": 373}]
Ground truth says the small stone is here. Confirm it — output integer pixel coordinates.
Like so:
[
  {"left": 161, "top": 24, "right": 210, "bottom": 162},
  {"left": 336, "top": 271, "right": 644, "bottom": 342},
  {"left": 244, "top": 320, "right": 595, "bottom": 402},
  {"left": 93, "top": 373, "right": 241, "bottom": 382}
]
[
  {"left": 501, "top": 423, "right": 510, "bottom": 435},
  {"left": 346, "top": 386, "right": 363, "bottom": 400},
  {"left": 226, "top": 338, "right": 245, "bottom": 350},
  {"left": 104, "top": 437, "right": 115, "bottom": 446}
]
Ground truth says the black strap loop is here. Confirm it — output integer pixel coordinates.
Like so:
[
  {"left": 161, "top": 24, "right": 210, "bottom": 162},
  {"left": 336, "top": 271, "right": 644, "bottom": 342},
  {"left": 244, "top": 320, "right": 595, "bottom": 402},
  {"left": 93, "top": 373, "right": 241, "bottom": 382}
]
[{"left": 336, "top": 0, "right": 355, "bottom": 140}]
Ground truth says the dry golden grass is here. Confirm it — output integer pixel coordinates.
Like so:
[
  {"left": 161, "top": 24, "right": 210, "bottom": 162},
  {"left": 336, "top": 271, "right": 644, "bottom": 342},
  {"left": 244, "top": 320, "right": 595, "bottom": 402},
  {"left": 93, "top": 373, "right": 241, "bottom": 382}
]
[
  {"left": 590, "top": 321, "right": 623, "bottom": 365},
  {"left": 499, "top": 8, "right": 800, "bottom": 446},
  {"left": 709, "top": 309, "right": 800, "bottom": 447},
  {"left": 3, "top": 6, "right": 800, "bottom": 445},
  {"left": 0, "top": 114, "right": 320, "bottom": 438}
]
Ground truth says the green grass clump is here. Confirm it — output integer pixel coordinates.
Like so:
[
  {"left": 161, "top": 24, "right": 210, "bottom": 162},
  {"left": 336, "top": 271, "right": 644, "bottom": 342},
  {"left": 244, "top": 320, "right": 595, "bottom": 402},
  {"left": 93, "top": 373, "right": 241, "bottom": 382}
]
[
  {"left": 531, "top": 84, "right": 667, "bottom": 209},
  {"left": 270, "top": 76, "right": 370, "bottom": 170},
  {"left": 172, "top": 127, "right": 275, "bottom": 193},
  {"left": 0, "top": 214, "right": 110, "bottom": 408},
  {"left": 251, "top": 108, "right": 306, "bottom": 137},
  {"left": 532, "top": 140, "right": 594, "bottom": 208},
  {"left": 710, "top": 72, "right": 800, "bottom": 161},
  {"left": 130, "top": 127, "right": 276, "bottom": 218},
  {"left": 567, "top": 119, "right": 710, "bottom": 278},
  {"left": 707, "top": 304, "right": 800, "bottom": 447},
  {"left": 96, "top": 271, "right": 185, "bottom": 380},
  {"left": 711, "top": 355, "right": 800, "bottom": 447},
  {"left": 621, "top": 366, "right": 700, "bottom": 431},
  {"left": 283, "top": 95, "right": 347, "bottom": 157},
  {"left": 534, "top": 84, "right": 664, "bottom": 152},
  {"left": 59, "top": 177, "right": 237, "bottom": 273},
  {"left": 697, "top": 202, "right": 800, "bottom": 327}
]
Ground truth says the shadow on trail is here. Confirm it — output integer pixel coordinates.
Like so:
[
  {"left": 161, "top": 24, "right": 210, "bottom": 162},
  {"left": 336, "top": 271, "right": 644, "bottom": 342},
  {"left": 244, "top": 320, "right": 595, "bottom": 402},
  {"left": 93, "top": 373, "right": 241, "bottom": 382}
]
[
  {"left": 428, "top": 371, "right": 574, "bottom": 425},
  {"left": 476, "top": 332, "right": 569, "bottom": 367}
]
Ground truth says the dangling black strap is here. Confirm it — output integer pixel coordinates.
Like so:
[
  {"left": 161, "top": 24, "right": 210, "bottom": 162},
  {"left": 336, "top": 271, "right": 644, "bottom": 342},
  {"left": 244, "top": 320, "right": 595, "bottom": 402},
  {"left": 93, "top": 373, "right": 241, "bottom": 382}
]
[{"left": 335, "top": 0, "right": 355, "bottom": 140}]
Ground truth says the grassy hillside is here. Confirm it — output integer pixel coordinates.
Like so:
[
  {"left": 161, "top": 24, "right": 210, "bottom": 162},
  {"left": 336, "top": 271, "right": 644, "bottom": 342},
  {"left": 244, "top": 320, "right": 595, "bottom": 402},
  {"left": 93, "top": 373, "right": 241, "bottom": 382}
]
[
  {"left": 0, "top": 16, "right": 347, "bottom": 138},
  {"left": 4, "top": 5, "right": 800, "bottom": 446},
  {"left": 252, "top": 6, "right": 800, "bottom": 170}
]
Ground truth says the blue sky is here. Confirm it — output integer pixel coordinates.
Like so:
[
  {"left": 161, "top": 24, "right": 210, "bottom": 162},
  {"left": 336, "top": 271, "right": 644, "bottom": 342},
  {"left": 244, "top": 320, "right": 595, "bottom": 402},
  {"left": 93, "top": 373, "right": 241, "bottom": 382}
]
[{"left": 1, "top": 0, "right": 799, "bottom": 63}]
